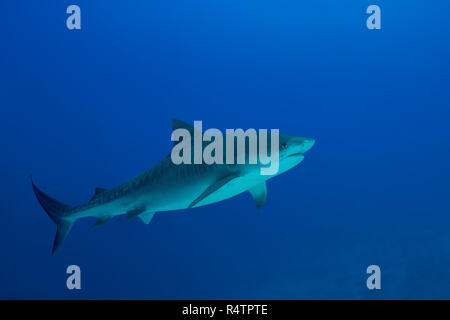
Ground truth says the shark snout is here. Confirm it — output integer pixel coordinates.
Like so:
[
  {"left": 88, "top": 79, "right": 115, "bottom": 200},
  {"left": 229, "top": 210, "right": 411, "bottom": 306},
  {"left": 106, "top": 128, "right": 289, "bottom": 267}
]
[
  {"left": 284, "top": 137, "right": 315, "bottom": 158},
  {"left": 297, "top": 137, "right": 315, "bottom": 153},
  {"left": 303, "top": 138, "right": 315, "bottom": 152}
]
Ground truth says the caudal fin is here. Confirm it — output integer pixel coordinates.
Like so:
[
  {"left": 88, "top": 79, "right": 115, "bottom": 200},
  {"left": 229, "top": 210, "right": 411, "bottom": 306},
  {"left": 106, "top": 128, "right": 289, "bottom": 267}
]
[{"left": 30, "top": 175, "right": 74, "bottom": 254}]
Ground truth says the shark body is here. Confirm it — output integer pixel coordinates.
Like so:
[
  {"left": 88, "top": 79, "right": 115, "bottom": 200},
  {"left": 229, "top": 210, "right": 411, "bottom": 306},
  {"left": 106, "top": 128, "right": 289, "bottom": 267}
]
[{"left": 32, "top": 120, "right": 315, "bottom": 253}]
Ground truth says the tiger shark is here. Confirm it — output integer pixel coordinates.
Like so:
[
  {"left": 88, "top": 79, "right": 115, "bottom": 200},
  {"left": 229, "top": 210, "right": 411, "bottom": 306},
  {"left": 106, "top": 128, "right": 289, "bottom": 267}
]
[{"left": 31, "top": 120, "right": 315, "bottom": 254}]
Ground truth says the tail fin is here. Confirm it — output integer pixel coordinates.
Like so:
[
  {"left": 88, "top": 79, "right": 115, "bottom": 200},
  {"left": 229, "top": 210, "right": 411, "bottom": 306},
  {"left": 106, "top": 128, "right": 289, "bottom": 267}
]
[{"left": 30, "top": 175, "right": 74, "bottom": 254}]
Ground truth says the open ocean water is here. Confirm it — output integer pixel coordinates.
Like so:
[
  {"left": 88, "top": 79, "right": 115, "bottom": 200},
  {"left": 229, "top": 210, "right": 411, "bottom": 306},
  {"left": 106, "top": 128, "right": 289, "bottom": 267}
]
[{"left": 1, "top": 1, "right": 450, "bottom": 299}]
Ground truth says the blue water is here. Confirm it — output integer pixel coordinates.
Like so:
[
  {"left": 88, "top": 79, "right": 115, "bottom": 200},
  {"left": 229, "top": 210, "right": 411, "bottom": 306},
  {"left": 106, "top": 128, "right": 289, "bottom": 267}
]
[{"left": 1, "top": 0, "right": 450, "bottom": 299}]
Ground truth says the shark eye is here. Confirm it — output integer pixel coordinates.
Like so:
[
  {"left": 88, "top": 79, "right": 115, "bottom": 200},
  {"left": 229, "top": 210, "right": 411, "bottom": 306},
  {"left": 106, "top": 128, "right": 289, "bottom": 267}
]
[{"left": 281, "top": 142, "right": 287, "bottom": 150}]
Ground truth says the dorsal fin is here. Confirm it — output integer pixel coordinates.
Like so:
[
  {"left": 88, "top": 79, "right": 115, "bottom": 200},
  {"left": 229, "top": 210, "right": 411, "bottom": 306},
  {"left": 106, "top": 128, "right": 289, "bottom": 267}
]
[
  {"left": 171, "top": 119, "right": 211, "bottom": 148},
  {"left": 90, "top": 187, "right": 109, "bottom": 201},
  {"left": 172, "top": 119, "right": 195, "bottom": 134}
]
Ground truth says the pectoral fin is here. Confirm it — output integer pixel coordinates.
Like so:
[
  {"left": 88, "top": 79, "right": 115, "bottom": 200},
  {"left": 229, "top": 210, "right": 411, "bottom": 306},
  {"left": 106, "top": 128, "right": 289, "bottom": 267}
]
[
  {"left": 188, "top": 173, "right": 240, "bottom": 208},
  {"left": 126, "top": 207, "right": 146, "bottom": 221},
  {"left": 248, "top": 182, "right": 267, "bottom": 209}
]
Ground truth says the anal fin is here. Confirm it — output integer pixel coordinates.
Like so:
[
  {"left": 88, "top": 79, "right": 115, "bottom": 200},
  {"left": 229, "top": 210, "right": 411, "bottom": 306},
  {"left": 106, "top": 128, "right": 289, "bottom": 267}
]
[{"left": 92, "top": 216, "right": 112, "bottom": 227}]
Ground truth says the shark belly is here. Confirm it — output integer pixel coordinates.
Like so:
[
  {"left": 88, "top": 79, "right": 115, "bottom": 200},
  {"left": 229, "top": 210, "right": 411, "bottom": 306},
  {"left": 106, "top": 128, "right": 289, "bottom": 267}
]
[{"left": 144, "top": 172, "right": 218, "bottom": 212}]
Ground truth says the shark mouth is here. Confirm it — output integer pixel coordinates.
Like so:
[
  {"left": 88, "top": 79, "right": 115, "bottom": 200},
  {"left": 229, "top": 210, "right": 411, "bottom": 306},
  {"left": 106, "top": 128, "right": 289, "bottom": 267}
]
[{"left": 288, "top": 153, "right": 303, "bottom": 157}]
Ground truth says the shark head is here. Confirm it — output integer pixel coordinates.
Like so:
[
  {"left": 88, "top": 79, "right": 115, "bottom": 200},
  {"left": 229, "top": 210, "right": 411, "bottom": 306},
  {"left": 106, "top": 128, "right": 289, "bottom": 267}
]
[
  {"left": 279, "top": 134, "right": 315, "bottom": 158},
  {"left": 272, "top": 134, "right": 315, "bottom": 176}
]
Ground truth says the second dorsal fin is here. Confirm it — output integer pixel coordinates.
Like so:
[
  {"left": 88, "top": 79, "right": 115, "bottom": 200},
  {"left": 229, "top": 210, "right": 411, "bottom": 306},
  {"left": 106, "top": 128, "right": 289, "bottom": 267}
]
[
  {"left": 90, "top": 187, "right": 109, "bottom": 201},
  {"left": 94, "top": 187, "right": 108, "bottom": 195}
]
